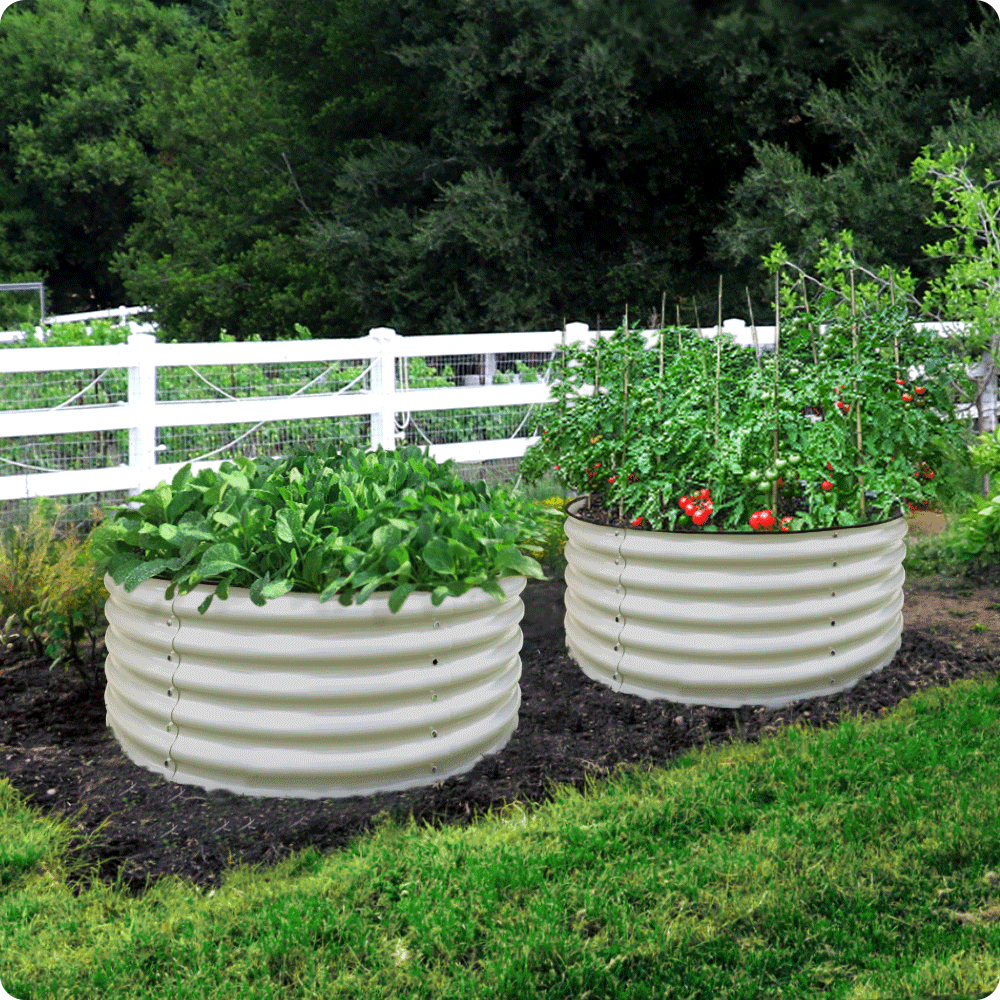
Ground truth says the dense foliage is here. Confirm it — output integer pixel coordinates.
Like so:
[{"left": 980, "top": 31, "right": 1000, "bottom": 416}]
[{"left": 88, "top": 441, "right": 561, "bottom": 614}]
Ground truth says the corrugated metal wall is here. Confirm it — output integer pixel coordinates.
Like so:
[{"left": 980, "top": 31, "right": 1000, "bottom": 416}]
[
  {"left": 103, "top": 573, "right": 526, "bottom": 799},
  {"left": 563, "top": 500, "right": 907, "bottom": 708}
]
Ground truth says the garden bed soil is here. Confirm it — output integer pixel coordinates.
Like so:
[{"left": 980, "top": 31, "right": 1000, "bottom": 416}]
[{"left": 0, "top": 513, "right": 998, "bottom": 903}]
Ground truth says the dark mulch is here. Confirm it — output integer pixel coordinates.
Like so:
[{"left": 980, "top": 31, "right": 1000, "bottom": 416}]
[{"left": 1, "top": 538, "right": 998, "bottom": 904}]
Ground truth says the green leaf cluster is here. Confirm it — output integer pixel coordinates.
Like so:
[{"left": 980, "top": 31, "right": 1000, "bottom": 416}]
[{"left": 88, "top": 441, "right": 564, "bottom": 615}]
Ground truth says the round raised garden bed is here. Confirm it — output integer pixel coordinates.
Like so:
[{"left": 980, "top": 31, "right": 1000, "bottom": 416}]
[
  {"left": 102, "top": 572, "right": 526, "bottom": 799},
  {"left": 562, "top": 497, "right": 908, "bottom": 708}
]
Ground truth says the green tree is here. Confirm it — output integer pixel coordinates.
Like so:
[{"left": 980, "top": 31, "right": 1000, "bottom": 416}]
[
  {"left": 0, "top": 0, "right": 338, "bottom": 341},
  {"left": 113, "top": 0, "right": 454, "bottom": 340},
  {"left": 297, "top": 0, "right": 997, "bottom": 333},
  {"left": 111, "top": 1, "right": 352, "bottom": 342},
  {"left": 0, "top": 0, "right": 200, "bottom": 313},
  {"left": 709, "top": 10, "right": 999, "bottom": 315},
  {"left": 5, "top": 0, "right": 995, "bottom": 344},
  {"left": 913, "top": 141, "right": 1000, "bottom": 494},
  {"left": 299, "top": 0, "right": 746, "bottom": 332}
]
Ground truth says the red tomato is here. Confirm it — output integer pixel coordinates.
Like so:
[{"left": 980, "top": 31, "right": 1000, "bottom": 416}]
[
  {"left": 901, "top": 393, "right": 913, "bottom": 402},
  {"left": 679, "top": 495, "right": 689, "bottom": 507},
  {"left": 826, "top": 463, "right": 834, "bottom": 472},
  {"left": 822, "top": 480, "right": 834, "bottom": 491},
  {"left": 758, "top": 509, "right": 776, "bottom": 529},
  {"left": 692, "top": 508, "right": 710, "bottom": 526},
  {"left": 925, "top": 470, "right": 935, "bottom": 480},
  {"left": 914, "top": 386, "right": 927, "bottom": 395},
  {"left": 749, "top": 512, "right": 761, "bottom": 530},
  {"left": 895, "top": 378, "right": 906, "bottom": 386}
]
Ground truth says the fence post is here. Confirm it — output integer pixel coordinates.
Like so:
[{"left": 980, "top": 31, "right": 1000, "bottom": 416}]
[
  {"left": 128, "top": 333, "right": 158, "bottom": 496},
  {"left": 128, "top": 366, "right": 142, "bottom": 497},
  {"left": 369, "top": 358, "right": 382, "bottom": 451},
  {"left": 968, "top": 347, "right": 999, "bottom": 497}
]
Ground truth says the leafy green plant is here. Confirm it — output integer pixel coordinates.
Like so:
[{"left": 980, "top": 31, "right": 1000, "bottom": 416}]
[
  {"left": 903, "top": 442, "right": 1000, "bottom": 585},
  {"left": 89, "top": 441, "right": 565, "bottom": 615},
  {"left": 21, "top": 547, "right": 110, "bottom": 689},
  {"left": 919, "top": 489, "right": 1000, "bottom": 585},
  {"left": 967, "top": 426, "right": 1000, "bottom": 477},
  {"left": 518, "top": 495, "right": 570, "bottom": 584}
]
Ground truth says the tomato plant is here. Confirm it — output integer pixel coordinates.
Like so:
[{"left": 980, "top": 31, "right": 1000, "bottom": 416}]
[{"left": 519, "top": 234, "right": 979, "bottom": 533}]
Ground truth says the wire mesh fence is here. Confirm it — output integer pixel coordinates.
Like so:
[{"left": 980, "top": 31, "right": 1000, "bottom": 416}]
[{"left": 0, "top": 341, "right": 566, "bottom": 544}]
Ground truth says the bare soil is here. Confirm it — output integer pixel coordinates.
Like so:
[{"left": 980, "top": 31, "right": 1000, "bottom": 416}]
[{"left": 1, "top": 508, "right": 998, "bottom": 904}]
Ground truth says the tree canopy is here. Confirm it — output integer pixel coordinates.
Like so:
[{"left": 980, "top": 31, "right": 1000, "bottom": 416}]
[{"left": 0, "top": 0, "right": 997, "bottom": 339}]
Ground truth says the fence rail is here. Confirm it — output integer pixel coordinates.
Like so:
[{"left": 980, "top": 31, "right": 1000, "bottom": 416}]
[
  {"left": 0, "top": 326, "right": 569, "bottom": 506},
  {"left": 0, "top": 317, "right": 995, "bottom": 523}
]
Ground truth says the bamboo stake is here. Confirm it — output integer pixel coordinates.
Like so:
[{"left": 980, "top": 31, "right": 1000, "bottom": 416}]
[
  {"left": 889, "top": 274, "right": 900, "bottom": 466},
  {"left": 715, "top": 275, "right": 723, "bottom": 452},
  {"left": 691, "top": 295, "right": 707, "bottom": 440},
  {"left": 590, "top": 321, "right": 603, "bottom": 512},
  {"left": 671, "top": 303, "right": 682, "bottom": 518},
  {"left": 801, "top": 275, "right": 818, "bottom": 365},
  {"left": 621, "top": 304, "right": 627, "bottom": 509},
  {"left": 851, "top": 269, "right": 865, "bottom": 519},
  {"left": 772, "top": 273, "right": 780, "bottom": 516},
  {"left": 658, "top": 321, "right": 664, "bottom": 516},
  {"left": 621, "top": 305, "right": 629, "bottom": 521},
  {"left": 890, "top": 272, "right": 900, "bottom": 375},
  {"left": 620, "top": 358, "right": 628, "bottom": 522},
  {"left": 559, "top": 320, "right": 570, "bottom": 503},
  {"left": 659, "top": 324, "right": 665, "bottom": 387}
]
